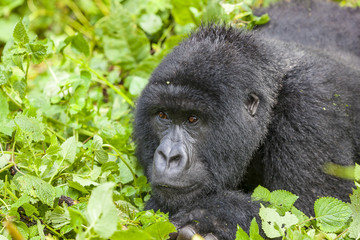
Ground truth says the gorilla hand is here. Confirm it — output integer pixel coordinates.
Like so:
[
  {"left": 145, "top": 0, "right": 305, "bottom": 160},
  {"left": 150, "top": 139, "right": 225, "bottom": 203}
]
[{"left": 169, "top": 209, "right": 218, "bottom": 240}]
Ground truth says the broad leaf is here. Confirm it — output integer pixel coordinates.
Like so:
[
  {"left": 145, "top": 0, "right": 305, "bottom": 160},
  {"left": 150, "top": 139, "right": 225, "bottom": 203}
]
[
  {"left": 251, "top": 185, "right": 271, "bottom": 202},
  {"left": 349, "top": 188, "right": 360, "bottom": 239},
  {"left": 13, "top": 19, "right": 29, "bottom": 44},
  {"left": 86, "top": 182, "right": 118, "bottom": 238},
  {"left": 60, "top": 136, "right": 77, "bottom": 164},
  {"left": 259, "top": 205, "right": 298, "bottom": 238},
  {"left": 15, "top": 175, "right": 56, "bottom": 207},
  {"left": 314, "top": 197, "right": 351, "bottom": 233},
  {"left": 14, "top": 113, "right": 45, "bottom": 142}
]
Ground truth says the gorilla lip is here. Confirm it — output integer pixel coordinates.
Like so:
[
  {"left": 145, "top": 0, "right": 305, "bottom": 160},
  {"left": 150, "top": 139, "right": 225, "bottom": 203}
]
[{"left": 153, "top": 182, "right": 199, "bottom": 193}]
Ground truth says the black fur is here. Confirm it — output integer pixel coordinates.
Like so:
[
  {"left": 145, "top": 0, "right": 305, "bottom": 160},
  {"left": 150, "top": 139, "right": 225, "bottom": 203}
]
[{"left": 134, "top": 1, "right": 360, "bottom": 239}]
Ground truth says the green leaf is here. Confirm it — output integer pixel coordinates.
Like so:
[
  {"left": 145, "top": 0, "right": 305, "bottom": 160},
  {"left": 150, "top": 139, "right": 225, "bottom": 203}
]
[
  {"left": 15, "top": 221, "right": 29, "bottom": 239},
  {"left": 29, "top": 43, "right": 47, "bottom": 64},
  {"left": 118, "top": 157, "right": 135, "bottom": 184},
  {"left": 86, "top": 182, "right": 118, "bottom": 238},
  {"left": 0, "top": 90, "right": 14, "bottom": 136},
  {"left": 69, "top": 207, "right": 87, "bottom": 231},
  {"left": 58, "top": 35, "right": 73, "bottom": 53},
  {"left": 72, "top": 175, "right": 99, "bottom": 187},
  {"left": 11, "top": 194, "right": 30, "bottom": 209},
  {"left": 47, "top": 206, "right": 70, "bottom": 229},
  {"left": 314, "top": 197, "right": 352, "bottom": 233},
  {"left": 13, "top": 19, "right": 29, "bottom": 44},
  {"left": 69, "top": 85, "right": 88, "bottom": 114},
  {"left": 80, "top": 70, "right": 91, "bottom": 81},
  {"left": 0, "top": 65, "right": 10, "bottom": 85},
  {"left": 93, "top": 135, "right": 108, "bottom": 164},
  {"left": 349, "top": 188, "right": 360, "bottom": 239},
  {"left": 0, "top": 154, "right": 10, "bottom": 168},
  {"left": 93, "top": 134, "right": 103, "bottom": 149},
  {"left": 249, "top": 218, "right": 264, "bottom": 240},
  {"left": 60, "top": 136, "right": 77, "bottom": 164},
  {"left": 68, "top": 181, "right": 89, "bottom": 194},
  {"left": 355, "top": 163, "right": 360, "bottom": 182},
  {"left": 0, "top": 90, "right": 9, "bottom": 121},
  {"left": 139, "top": 14, "right": 163, "bottom": 35},
  {"left": 144, "top": 221, "right": 176, "bottom": 240},
  {"left": 46, "top": 135, "right": 61, "bottom": 155},
  {"left": 121, "top": 186, "right": 136, "bottom": 197},
  {"left": 12, "top": 53, "right": 24, "bottom": 72},
  {"left": 110, "top": 226, "right": 152, "bottom": 240},
  {"left": 95, "top": 149, "right": 108, "bottom": 164},
  {"left": 97, "top": 3, "right": 150, "bottom": 70},
  {"left": 126, "top": 76, "right": 148, "bottom": 96},
  {"left": 14, "top": 113, "right": 45, "bottom": 142},
  {"left": 251, "top": 185, "right": 271, "bottom": 202},
  {"left": 37, "top": 219, "right": 45, "bottom": 239},
  {"left": 171, "top": 0, "right": 203, "bottom": 25},
  {"left": 15, "top": 175, "right": 56, "bottom": 207},
  {"left": 259, "top": 205, "right": 298, "bottom": 238},
  {"left": 290, "top": 206, "right": 309, "bottom": 226},
  {"left": 22, "top": 203, "right": 39, "bottom": 216},
  {"left": 254, "top": 14, "right": 270, "bottom": 25},
  {"left": 101, "top": 161, "right": 119, "bottom": 173},
  {"left": 71, "top": 33, "right": 90, "bottom": 56},
  {"left": 269, "top": 190, "right": 299, "bottom": 214},
  {"left": 235, "top": 224, "right": 249, "bottom": 240}
]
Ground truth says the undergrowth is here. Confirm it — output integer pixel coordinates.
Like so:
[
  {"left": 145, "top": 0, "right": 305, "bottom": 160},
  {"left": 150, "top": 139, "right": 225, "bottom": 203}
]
[{"left": 0, "top": 0, "right": 358, "bottom": 239}]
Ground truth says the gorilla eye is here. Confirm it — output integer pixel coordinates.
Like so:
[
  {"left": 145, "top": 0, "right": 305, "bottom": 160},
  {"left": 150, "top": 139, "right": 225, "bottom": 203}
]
[
  {"left": 158, "top": 111, "right": 169, "bottom": 120},
  {"left": 245, "top": 93, "right": 260, "bottom": 116},
  {"left": 188, "top": 115, "right": 199, "bottom": 124}
]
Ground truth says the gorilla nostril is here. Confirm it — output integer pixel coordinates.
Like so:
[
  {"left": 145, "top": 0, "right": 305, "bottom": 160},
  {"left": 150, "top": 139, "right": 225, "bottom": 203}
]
[
  {"left": 170, "top": 154, "right": 182, "bottom": 162},
  {"left": 154, "top": 150, "right": 168, "bottom": 173},
  {"left": 168, "top": 154, "right": 183, "bottom": 168},
  {"left": 158, "top": 151, "right": 167, "bottom": 161}
]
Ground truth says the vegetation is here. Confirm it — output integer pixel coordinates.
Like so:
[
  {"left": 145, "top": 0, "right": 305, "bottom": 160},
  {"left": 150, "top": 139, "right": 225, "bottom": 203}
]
[{"left": 0, "top": 0, "right": 358, "bottom": 239}]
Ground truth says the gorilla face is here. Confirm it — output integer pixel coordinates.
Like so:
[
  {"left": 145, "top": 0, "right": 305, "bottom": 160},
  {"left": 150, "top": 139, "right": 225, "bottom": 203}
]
[
  {"left": 137, "top": 83, "right": 217, "bottom": 207},
  {"left": 135, "top": 63, "right": 266, "bottom": 209},
  {"left": 151, "top": 111, "right": 210, "bottom": 198}
]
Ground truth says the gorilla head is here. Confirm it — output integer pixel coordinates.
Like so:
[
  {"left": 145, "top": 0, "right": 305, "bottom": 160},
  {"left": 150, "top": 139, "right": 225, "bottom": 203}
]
[{"left": 134, "top": 26, "right": 282, "bottom": 210}]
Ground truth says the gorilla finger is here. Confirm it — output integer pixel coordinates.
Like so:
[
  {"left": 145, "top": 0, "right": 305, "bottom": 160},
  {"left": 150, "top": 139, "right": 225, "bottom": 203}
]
[
  {"left": 176, "top": 226, "right": 196, "bottom": 240},
  {"left": 192, "top": 234, "right": 205, "bottom": 240},
  {"left": 169, "top": 231, "right": 178, "bottom": 240},
  {"left": 204, "top": 233, "right": 218, "bottom": 240}
]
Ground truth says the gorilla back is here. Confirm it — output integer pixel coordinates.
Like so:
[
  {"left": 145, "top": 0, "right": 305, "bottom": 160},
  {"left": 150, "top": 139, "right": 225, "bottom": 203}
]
[{"left": 134, "top": 2, "right": 360, "bottom": 240}]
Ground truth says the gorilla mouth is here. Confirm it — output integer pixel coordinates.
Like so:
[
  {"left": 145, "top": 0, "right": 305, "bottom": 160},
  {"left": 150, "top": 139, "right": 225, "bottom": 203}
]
[{"left": 153, "top": 182, "right": 200, "bottom": 194}]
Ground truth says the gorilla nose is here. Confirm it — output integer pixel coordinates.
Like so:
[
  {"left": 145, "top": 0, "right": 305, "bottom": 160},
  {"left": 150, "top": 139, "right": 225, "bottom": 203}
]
[{"left": 153, "top": 142, "right": 189, "bottom": 176}]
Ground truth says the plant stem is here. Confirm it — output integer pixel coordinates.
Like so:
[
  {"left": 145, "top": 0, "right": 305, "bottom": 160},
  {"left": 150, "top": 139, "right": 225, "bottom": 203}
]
[
  {"left": 64, "top": 15, "right": 92, "bottom": 39},
  {"left": 2, "top": 151, "right": 19, "bottom": 155},
  {"left": 5, "top": 188, "right": 18, "bottom": 200},
  {"left": 46, "top": 117, "right": 95, "bottom": 138},
  {"left": 95, "top": 0, "right": 109, "bottom": 15},
  {"left": 47, "top": 127, "right": 66, "bottom": 142},
  {"left": 0, "top": 198, "right": 10, "bottom": 210},
  {"left": 1, "top": 86, "right": 22, "bottom": 110},
  {"left": 87, "top": 67, "right": 134, "bottom": 107},
  {"left": 48, "top": 158, "right": 65, "bottom": 184},
  {"left": 102, "top": 144, "right": 136, "bottom": 184},
  {"left": 333, "top": 228, "right": 349, "bottom": 240},
  {"left": 0, "top": 163, "right": 14, "bottom": 174},
  {"left": 65, "top": 0, "right": 92, "bottom": 29},
  {"left": 25, "top": 54, "right": 30, "bottom": 82}
]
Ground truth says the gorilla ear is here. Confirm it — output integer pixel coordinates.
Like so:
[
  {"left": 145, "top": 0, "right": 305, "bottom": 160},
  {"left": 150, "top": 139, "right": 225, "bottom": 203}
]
[{"left": 245, "top": 93, "right": 260, "bottom": 116}]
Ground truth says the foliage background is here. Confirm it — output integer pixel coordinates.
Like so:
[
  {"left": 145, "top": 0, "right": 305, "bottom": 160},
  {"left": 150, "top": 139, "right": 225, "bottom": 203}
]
[{"left": 0, "top": 0, "right": 359, "bottom": 239}]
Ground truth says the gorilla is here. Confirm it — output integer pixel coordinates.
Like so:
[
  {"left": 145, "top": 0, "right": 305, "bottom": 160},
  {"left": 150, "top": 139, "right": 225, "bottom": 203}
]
[{"left": 133, "top": 0, "right": 360, "bottom": 239}]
